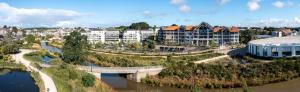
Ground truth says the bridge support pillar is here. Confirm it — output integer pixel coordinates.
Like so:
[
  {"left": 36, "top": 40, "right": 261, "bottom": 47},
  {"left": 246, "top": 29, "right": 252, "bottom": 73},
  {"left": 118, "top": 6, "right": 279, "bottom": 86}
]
[
  {"left": 127, "top": 72, "right": 147, "bottom": 82},
  {"left": 90, "top": 72, "right": 101, "bottom": 79}
]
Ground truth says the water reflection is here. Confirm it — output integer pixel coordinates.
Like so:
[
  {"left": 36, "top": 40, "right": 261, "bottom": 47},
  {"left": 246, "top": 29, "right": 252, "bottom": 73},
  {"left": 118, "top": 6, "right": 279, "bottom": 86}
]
[
  {"left": 101, "top": 74, "right": 190, "bottom": 92},
  {"left": 0, "top": 70, "right": 39, "bottom": 92},
  {"left": 40, "top": 41, "right": 62, "bottom": 53}
]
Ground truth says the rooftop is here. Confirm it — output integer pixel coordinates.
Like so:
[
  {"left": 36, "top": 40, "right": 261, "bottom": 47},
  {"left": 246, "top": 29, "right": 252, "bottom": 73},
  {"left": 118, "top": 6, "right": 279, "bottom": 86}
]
[{"left": 249, "top": 36, "right": 300, "bottom": 45}]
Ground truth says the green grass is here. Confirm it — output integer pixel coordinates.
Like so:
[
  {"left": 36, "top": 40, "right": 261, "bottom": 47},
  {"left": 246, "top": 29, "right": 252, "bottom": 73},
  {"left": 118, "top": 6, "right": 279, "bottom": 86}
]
[
  {"left": 0, "top": 62, "right": 26, "bottom": 70},
  {"left": 30, "top": 71, "right": 45, "bottom": 92},
  {"left": 42, "top": 64, "right": 114, "bottom": 92}
]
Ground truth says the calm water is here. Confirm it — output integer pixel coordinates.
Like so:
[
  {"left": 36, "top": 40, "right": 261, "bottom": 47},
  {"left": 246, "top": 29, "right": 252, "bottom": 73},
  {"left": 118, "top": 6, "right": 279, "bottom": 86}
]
[
  {"left": 41, "top": 41, "right": 300, "bottom": 92},
  {"left": 40, "top": 41, "right": 62, "bottom": 53},
  {"left": 101, "top": 74, "right": 191, "bottom": 92},
  {"left": 0, "top": 70, "right": 39, "bottom": 92}
]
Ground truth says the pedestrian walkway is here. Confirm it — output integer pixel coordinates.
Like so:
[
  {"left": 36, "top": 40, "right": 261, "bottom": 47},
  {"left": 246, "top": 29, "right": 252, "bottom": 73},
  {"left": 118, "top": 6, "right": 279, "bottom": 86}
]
[{"left": 12, "top": 49, "right": 57, "bottom": 92}]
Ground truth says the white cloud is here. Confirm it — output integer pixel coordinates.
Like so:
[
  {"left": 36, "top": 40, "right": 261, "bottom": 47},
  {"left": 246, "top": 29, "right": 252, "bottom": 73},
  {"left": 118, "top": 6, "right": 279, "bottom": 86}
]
[
  {"left": 179, "top": 4, "right": 190, "bottom": 13},
  {"left": 169, "top": 0, "right": 191, "bottom": 13},
  {"left": 272, "top": 1, "right": 285, "bottom": 8},
  {"left": 0, "top": 2, "right": 83, "bottom": 27},
  {"left": 170, "top": 0, "right": 186, "bottom": 5},
  {"left": 252, "top": 18, "right": 300, "bottom": 27},
  {"left": 217, "top": 0, "right": 230, "bottom": 5},
  {"left": 247, "top": 0, "right": 261, "bottom": 11}
]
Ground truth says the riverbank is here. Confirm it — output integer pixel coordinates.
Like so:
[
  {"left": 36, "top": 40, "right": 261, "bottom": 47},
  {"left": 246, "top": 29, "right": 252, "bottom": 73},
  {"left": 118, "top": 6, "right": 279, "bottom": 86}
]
[
  {"left": 0, "top": 62, "right": 26, "bottom": 70},
  {"left": 12, "top": 49, "right": 58, "bottom": 92},
  {"left": 0, "top": 62, "right": 45, "bottom": 92},
  {"left": 22, "top": 49, "right": 115, "bottom": 92},
  {"left": 142, "top": 60, "right": 300, "bottom": 90},
  {"left": 42, "top": 64, "right": 115, "bottom": 92}
]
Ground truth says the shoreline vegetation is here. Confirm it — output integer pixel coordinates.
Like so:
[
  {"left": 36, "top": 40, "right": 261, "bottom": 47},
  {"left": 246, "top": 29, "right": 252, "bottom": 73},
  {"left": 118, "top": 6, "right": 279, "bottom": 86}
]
[
  {"left": 86, "top": 51, "right": 223, "bottom": 67},
  {"left": 42, "top": 64, "right": 115, "bottom": 92},
  {"left": 142, "top": 59, "right": 300, "bottom": 90},
  {"left": 22, "top": 50, "right": 115, "bottom": 92},
  {"left": 48, "top": 41, "right": 63, "bottom": 49}
]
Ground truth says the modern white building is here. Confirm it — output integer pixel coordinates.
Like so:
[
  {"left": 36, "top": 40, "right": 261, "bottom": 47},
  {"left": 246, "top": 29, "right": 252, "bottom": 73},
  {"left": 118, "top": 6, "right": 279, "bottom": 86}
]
[
  {"left": 81, "top": 29, "right": 105, "bottom": 44},
  {"left": 0, "top": 28, "right": 7, "bottom": 35},
  {"left": 122, "top": 30, "right": 141, "bottom": 43},
  {"left": 248, "top": 36, "right": 300, "bottom": 58},
  {"left": 105, "top": 30, "right": 120, "bottom": 44}
]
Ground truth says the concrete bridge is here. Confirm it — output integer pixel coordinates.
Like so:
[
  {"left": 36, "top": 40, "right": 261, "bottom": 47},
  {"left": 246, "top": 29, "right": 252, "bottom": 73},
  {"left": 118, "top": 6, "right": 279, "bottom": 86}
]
[{"left": 78, "top": 66, "right": 164, "bottom": 82}]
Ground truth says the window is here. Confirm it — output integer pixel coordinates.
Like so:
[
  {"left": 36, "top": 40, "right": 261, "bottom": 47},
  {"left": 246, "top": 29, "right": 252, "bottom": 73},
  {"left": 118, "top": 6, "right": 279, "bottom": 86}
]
[
  {"left": 296, "top": 51, "right": 300, "bottom": 55},
  {"left": 282, "top": 51, "right": 292, "bottom": 57},
  {"left": 272, "top": 52, "right": 278, "bottom": 56}
]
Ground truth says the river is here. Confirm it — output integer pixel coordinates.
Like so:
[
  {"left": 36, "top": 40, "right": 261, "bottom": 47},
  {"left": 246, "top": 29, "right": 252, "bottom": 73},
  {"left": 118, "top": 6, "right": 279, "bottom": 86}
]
[
  {"left": 40, "top": 41, "right": 300, "bottom": 92},
  {"left": 0, "top": 69, "right": 39, "bottom": 92}
]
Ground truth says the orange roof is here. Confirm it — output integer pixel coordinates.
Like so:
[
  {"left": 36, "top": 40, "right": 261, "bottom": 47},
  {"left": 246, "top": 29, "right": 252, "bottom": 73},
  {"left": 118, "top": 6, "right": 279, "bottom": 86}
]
[
  {"left": 281, "top": 29, "right": 292, "bottom": 36},
  {"left": 185, "top": 26, "right": 194, "bottom": 31},
  {"left": 213, "top": 27, "right": 222, "bottom": 32},
  {"left": 230, "top": 26, "right": 239, "bottom": 33},
  {"left": 163, "top": 26, "right": 179, "bottom": 31}
]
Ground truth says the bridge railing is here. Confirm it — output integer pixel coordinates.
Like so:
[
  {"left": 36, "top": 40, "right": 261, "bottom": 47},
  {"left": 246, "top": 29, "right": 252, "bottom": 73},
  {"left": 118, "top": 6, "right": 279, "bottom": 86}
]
[{"left": 78, "top": 65, "right": 164, "bottom": 73}]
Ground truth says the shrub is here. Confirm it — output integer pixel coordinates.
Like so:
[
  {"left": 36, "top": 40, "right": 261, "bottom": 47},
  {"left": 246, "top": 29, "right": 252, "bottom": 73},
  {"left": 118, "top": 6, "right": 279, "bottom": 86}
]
[{"left": 81, "top": 73, "right": 95, "bottom": 87}]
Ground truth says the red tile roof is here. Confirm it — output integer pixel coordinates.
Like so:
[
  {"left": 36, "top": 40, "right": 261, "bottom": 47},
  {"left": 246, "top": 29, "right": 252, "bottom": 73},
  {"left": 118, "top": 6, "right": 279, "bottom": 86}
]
[
  {"left": 230, "top": 26, "right": 239, "bottom": 33},
  {"left": 163, "top": 26, "right": 179, "bottom": 31},
  {"left": 213, "top": 27, "right": 222, "bottom": 32},
  {"left": 185, "top": 26, "right": 194, "bottom": 31}
]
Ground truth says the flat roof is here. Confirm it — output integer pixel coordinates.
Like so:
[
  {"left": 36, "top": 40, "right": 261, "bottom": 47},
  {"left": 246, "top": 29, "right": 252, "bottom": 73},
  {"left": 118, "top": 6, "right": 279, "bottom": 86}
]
[{"left": 249, "top": 36, "right": 300, "bottom": 45}]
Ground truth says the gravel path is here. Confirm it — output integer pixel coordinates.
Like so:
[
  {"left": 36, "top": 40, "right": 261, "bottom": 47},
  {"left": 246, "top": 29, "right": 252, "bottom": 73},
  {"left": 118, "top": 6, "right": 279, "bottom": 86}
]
[{"left": 12, "top": 49, "right": 57, "bottom": 92}]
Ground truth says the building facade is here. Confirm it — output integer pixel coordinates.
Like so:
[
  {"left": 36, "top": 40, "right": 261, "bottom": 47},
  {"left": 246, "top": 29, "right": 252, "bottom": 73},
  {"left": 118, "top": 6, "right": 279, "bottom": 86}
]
[
  {"left": 248, "top": 36, "right": 300, "bottom": 58},
  {"left": 157, "top": 23, "right": 239, "bottom": 46},
  {"left": 81, "top": 29, "right": 105, "bottom": 44},
  {"left": 105, "top": 30, "right": 120, "bottom": 44}
]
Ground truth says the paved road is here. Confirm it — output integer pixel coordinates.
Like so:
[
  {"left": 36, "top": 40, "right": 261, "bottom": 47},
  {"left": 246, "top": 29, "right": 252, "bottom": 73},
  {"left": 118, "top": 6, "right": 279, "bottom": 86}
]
[{"left": 12, "top": 49, "right": 57, "bottom": 92}]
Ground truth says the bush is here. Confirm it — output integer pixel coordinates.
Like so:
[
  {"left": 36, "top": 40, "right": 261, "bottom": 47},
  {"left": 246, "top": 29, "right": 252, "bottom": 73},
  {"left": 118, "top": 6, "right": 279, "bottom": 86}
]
[{"left": 81, "top": 73, "right": 95, "bottom": 87}]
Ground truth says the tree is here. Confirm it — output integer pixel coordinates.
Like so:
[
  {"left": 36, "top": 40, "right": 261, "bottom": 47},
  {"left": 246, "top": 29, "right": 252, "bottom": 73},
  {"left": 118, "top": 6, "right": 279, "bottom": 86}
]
[
  {"left": 129, "top": 22, "right": 150, "bottom": 30},
  {"left": 171, "top": 24, "right": 178, "bottom": 26},
  {"left": 25, "top": 34, "right": 36, "bottom": 44},
  {"left": 143, "top": 36, "right": 155, "bottom": 50},
  {"left": 3, "top": 25, "right": 7, "bottom": 29},
  {"left": 62, "top": 31, "right": 88, "bottom": 64},
  {"left": 240, "top": 30, "right": 255, "bottom": 44},
  {"left": 94, "top": 42, "right": 105, "bottom": 49},
  {"left": 2, "top": 43, "right": 20, "bottom": 54},
  {"left": 12, "top": 26, "right": 18, "bottom": 33},
  {"left": 130, "top": 42, "right": 141, "bottom": 50},
  {"left": 81, "top": 73, "right": 95, "bottom": 87},
  {"left": 209, "top": 41, "right": 217, "bottom": 48}
]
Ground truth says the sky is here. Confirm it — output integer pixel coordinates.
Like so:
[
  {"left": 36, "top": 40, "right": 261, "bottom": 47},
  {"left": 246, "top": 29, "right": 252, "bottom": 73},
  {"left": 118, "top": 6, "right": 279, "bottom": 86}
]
[{"left": 0, "top": 0, "right": 300, "bottom": 28}]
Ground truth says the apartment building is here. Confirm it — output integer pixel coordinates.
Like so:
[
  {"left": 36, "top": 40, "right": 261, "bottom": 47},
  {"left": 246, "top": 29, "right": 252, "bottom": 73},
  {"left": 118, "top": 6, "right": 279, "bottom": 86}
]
[
  {"left": 81, "top": 29, "right": 105, "bottom": 44},
  {"left": 0, "top": 28, "right": 7, "bottom": 35},
  {"left": 105, "top": 30, "right": 120, "bottom": 44},
  {"left": 157, "top": 23, "right": 239, "bottom": 47}
]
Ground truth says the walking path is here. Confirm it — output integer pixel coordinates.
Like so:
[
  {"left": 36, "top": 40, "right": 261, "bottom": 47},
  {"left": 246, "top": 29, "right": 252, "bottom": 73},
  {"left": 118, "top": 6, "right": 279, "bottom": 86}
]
[
  {"left": 12, "top": 49, "right": 57, "bottom": 92},
  {"left": 194, "top": 55, "right": 229, "bottom": 64}
]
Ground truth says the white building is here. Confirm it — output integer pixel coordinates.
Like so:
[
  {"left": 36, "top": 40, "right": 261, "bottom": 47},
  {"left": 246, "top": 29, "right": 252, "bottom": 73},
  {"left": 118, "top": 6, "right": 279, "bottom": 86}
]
[
  {"left": 81, "top": 29, "right": 105, "bottom": 44},
  {"left": 122, "top": 30, "right": 141, "bottom": 43},
  {"left": 140, "top": 30, "right": 155, "bottom": 41},
  {"left": 105, "top": 30, "right": 120, "bottom": 44},
  {"left": 248, "top": 36, "right": 300, "bottom": 58},
  {"left": 0, "top": 28, "right": 7, "bottom": 35}
]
